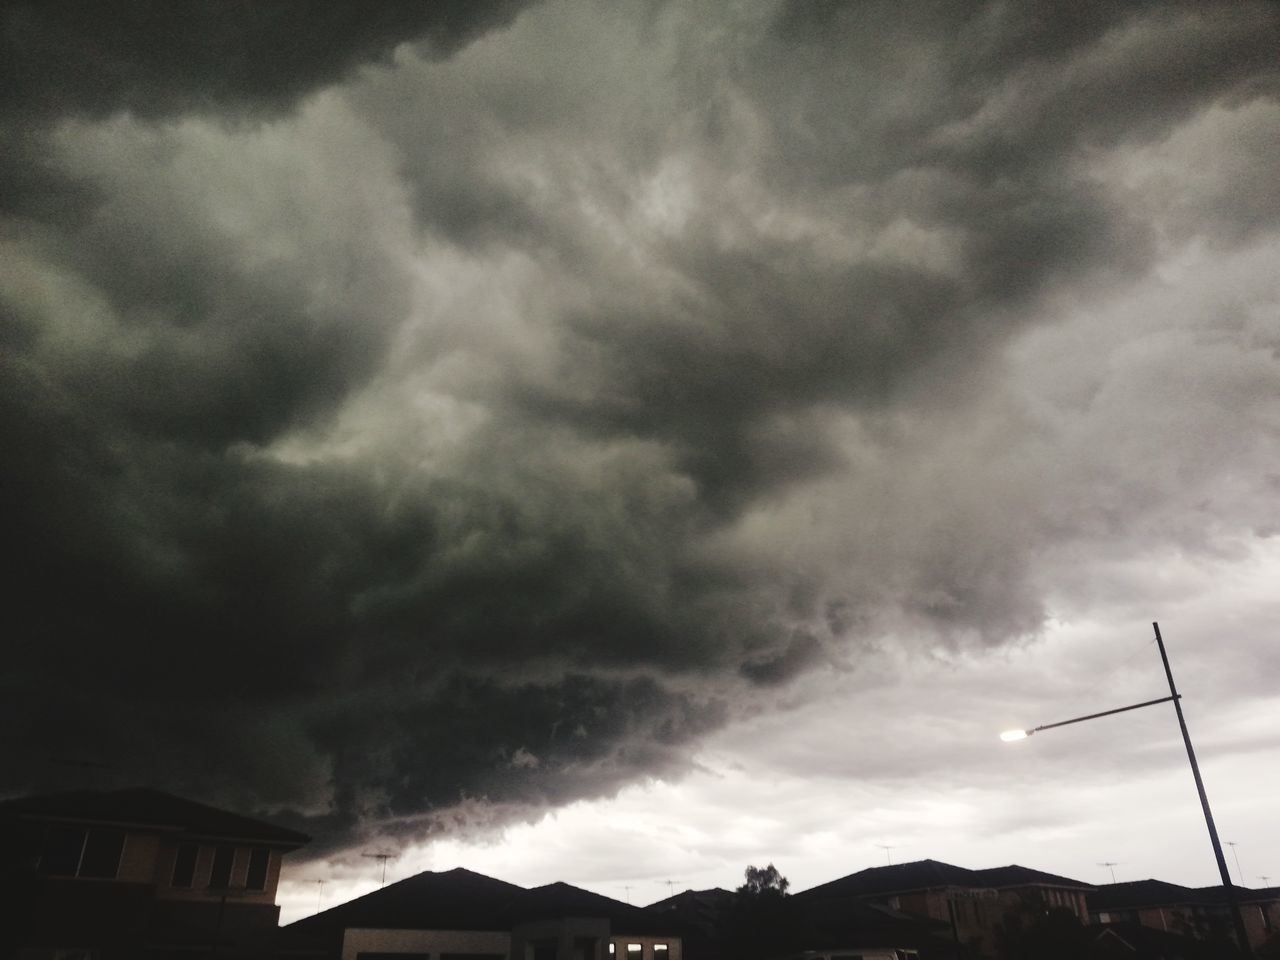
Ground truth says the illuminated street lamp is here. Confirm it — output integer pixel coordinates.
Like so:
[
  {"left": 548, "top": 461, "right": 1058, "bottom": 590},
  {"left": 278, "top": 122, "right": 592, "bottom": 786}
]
[{"left": 1001, "top": 622, "right": 1252, "bottom": 957}]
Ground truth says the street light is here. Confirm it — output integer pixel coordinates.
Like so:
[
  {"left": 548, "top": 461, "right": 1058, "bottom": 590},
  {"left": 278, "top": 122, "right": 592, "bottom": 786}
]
[{"left": 1000, "top": 622, "right": 1252, "bottom": 958}]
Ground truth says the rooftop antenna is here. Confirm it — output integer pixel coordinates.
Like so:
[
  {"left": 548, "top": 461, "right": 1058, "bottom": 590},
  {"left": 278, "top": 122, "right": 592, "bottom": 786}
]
[
  {"left": 1097, "top": 862, "right": 1120, "bottom": 884},
  {"left": 875, "top": 844, "right": 896, "bottom": 865},
  {"left": 311, "top": 878, "right": 327, "bottom": 913},
  {"left": 1259, "top": 876, "right": 1271, "bottom": 887},
  {"left": 363, "top": 851, "right": 398, "bottom": 886},
  {"left": 1225, "top": 842, "right": 1244, "bottom": 884},
  {"left": 622, "top": 884, "right": 633, "bottom": 904},
  {"left": 663, "top": 879, "right": 681, "bottom": 896}
]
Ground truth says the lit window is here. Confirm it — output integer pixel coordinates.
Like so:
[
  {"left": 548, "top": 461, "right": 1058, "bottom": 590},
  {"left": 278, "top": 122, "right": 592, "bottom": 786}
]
[
  {"left": 627, "top": 946, "right": 642, "bottom": 958},
  {"left": 654, "top": 946, "right": 668, "bottom": 959}
]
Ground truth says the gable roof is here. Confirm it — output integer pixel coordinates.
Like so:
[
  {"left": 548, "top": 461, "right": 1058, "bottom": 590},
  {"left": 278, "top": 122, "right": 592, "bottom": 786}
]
[
  {"left": 794, "top": 859, "right": 977, "bottom": 900},
  {"left": 969, "top": 865, "right": 1093, "bottom": 890},
  {"left": 515, "top": 882, "right": 671, "bottom": 933},
  {"left": 285, "top": 867, "right": 526, "bottom": 935},
  {"left": 0, "top": 787, "right": 309, "bottom": 847},
  {"left": 794, "top": 859, "right": 1091, "bottom": 901},
  {"left": 282, "top": 868, "right": 680, "bottom": 939},
  {"left": 646, "top": 888, "right": 736, "bottom": 911},
  {"left": 1092, "top": 879, "right": 1270, "bottom": 911},
  {"left": 1093, "top": 920, "right": 1201, "bottom": 959}
]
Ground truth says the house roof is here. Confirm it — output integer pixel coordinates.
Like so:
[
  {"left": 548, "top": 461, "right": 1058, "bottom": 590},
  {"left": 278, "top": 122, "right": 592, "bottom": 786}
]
[
  {"left": 794, "top": 858, "right": 1090, "bottom": 901},
  {"left": 793, "top": 895, "right": 953, "bottom": 950},
  {"left": 1093, "top": 921, "right": 1201, "bottom": 960},
  {"left": 282, "top": 868, "right": 679, "bottom": 939},
  {"left": 515, "top": 882, "right": 673, "bottom": 933},
  {"left": 1092, "top": 879, "right": 1274, "bottom": 911},
  {"left": 795, "top": 859, "right": 977, "bottom": 900},
  {"left": 969, "top": 865, "right": 1094, "bottom": 890},
  {"left": 285, "top": 867, "right": 526, "bottom": 936},
  {"left": 0, "top": 787, "right": 309, "bottom": 847},
  {"left": 645, "top": 888, "right": 735, "bottom": 912}
]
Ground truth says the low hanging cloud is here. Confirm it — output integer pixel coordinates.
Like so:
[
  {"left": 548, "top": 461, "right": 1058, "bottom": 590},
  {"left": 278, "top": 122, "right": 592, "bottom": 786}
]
[{"left": 1, "top": 0, "right": 1278, "bottom": 857}]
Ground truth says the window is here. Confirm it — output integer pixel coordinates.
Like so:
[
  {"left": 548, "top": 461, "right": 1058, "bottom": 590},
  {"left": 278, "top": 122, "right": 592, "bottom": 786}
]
[
  {"left": 245, "top": 847, "right": 270, "bottom": 891},
  {"left": 39, "top": 827, "right": 123, "bottom": 879},
  {"left": 627, "top": 947, "right": 642, "bottom": 957},
  {"left": 609, "top": 946, "right": 616, "bottom": 958},
  {"left": 172, "top": 842, "right": 199, "bottom": 888},
  {"left": 40, "top": 826, "right": 86, "bottom": 876},
  {"left": 208, "top": 844, "right": 235, "bottom": 889},
  {"left": 653, "top": 946, "right": 668, "bottom": 960},
  {"left": 79, "top": 829, "right": 124, "bottom": 878}
]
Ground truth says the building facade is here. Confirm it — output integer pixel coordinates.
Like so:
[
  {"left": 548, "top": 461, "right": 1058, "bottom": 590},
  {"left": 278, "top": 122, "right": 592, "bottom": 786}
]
[{"left": 1, "top": 787, "right": 308, "bottom": 959}]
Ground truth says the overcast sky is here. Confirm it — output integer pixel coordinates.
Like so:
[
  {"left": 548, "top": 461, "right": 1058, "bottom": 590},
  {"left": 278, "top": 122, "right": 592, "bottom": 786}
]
[{"left": 2, "top": 0, "right": 1278, "bottom": 926}]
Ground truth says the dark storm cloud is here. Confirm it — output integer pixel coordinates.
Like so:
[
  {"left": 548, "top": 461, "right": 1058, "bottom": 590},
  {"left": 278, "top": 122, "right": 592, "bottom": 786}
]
[
  {"left": 0, "top": 0, "right": 537, "bottom": 218},
  {"left": 0, "top": 0, "right": 534, "bottom": 121},
  {"left": 3, "top": 0, "right": 1279, "bottom": 855}
]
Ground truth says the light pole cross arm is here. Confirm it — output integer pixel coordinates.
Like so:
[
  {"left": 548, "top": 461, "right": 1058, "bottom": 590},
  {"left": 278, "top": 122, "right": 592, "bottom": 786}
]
[{"left": 1030, "top": 694, "right": 1181, "bottom": 734}]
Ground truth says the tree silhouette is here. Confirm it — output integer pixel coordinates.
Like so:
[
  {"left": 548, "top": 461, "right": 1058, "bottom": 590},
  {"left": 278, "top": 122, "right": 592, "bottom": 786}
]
[
  {"left": 725, "top": 864, "right": 794, "bottom": 960},
  {"left": 738, "top": 863, "right": 790, "bottom": 899}
]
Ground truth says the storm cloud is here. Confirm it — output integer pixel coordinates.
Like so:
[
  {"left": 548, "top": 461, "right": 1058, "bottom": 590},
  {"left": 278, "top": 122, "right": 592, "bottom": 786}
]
[{"left": 2, "top": 0, "right": 1278, "bottom": 861}]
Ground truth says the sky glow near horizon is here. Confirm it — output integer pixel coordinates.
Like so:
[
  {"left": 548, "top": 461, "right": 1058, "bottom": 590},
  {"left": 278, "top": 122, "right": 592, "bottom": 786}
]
[{"left": 1, "top": 0, "right": 1278, "bottom": 928}]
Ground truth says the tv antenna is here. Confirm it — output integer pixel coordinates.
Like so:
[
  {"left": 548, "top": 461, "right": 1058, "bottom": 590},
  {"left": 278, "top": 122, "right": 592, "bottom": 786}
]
[
  {"left": 363, "top": 851, "right": 398, "bottom": 886},
  {"left": 1225, "top": 842, "right": 1244, "bottom": 884},
  {"left": 1097, "top": 862, "right": 1120, "bottom": 883},
  {"left": 310, "top": 878, "right": 327, "bottom": 912},
  {"left": 1259, "top": 875, "right": 1271, "bottom": 887},
  {"left": 662, "top": 879, "right": 681, "bottom": 896},
  {"left": 622, "top": 884, "right": 633, "bottom": 904},
  {"left": 875, "top": 844, "right": 896, "bottom": 865}
]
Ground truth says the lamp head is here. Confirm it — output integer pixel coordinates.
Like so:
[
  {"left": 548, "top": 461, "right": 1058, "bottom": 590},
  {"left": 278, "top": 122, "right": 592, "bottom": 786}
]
[{"left": 1000, "top": 728, "right": 1031, "bottom": 742}]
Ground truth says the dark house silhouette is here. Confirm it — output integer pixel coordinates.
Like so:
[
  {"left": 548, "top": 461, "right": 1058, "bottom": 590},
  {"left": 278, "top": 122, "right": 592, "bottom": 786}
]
[
  {"left": 646, "top": 883, "right": 955, "bottom": 960},
  {"left": 278, "top": 866, "right": 681, "bottom": 960},
  {"left": 1091, "top": 879, "right": 1280, "bottom": 953},
  {"left": 792, "top": 859, "right": 1093, "bottom": 957},
  {"left": 0, "top": 786, "right": 308, "bottom": 959}
]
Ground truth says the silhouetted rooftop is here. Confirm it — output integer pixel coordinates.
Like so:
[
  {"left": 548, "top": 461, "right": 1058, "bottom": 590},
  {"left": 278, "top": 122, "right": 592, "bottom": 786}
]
[
  {"left": 285, "top": 867, "right": 525, "bottom": 935},
  {"left": 516, "top": 881, "right": 673, "bottom": 933},
  {"left": 969, "top": 864, "right": 1093, "bottom": 889},
  {"left": 646, "top": 888, "right": 735, "bottom": 911},
  {"left": 283, "top": 867, "right": 679, "bottom": 939},
  {"left": 1093, "top": 920, "right": 1202, "bottom": 959},
  {"left": 0, "top": 787, "right": 309, "bottom": 847},
  {"left": 795, "top": 858, "right": 1090, "bottom": 900},
  {"left": 1092, "top": 879, "right": 1271, "bottom": 910}
]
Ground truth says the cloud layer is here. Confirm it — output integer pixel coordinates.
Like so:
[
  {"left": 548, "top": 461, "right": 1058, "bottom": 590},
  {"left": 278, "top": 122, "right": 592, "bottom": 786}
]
[{"left": 2, "top": 0, "right": 1278, "bottom": 857}]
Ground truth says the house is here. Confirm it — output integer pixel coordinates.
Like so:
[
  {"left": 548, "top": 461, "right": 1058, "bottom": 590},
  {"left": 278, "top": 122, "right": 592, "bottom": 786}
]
[
  {"left": 1091, "top": 921, "right": 1213, "bottom": 960},
  {"left": 277, "top": 866, "right": 683, "bottom": 960},
  {"left": 1090, "top": 879, "right": 1280, "bottom": 953},
  {"left": 645, "top": 882, "right": 954, "bottom": 960},
  {"left": 0, "top": 786, "right": 309, "bottom": 959},
  {"left": 792, "top": 859, "right": 1093, "bottom": 957},
  {"left": 645, "top": 889, "right": 735, "bottom": 960}
]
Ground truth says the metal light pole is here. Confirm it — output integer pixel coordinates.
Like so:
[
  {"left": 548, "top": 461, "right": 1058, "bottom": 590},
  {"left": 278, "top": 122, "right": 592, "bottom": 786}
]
[
  {"left": 1000, "top": 623, "right": 1252, "bottom": 957},
  {"left": 1152, "top": 622, "right": 1251, "bottom": 957}
]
